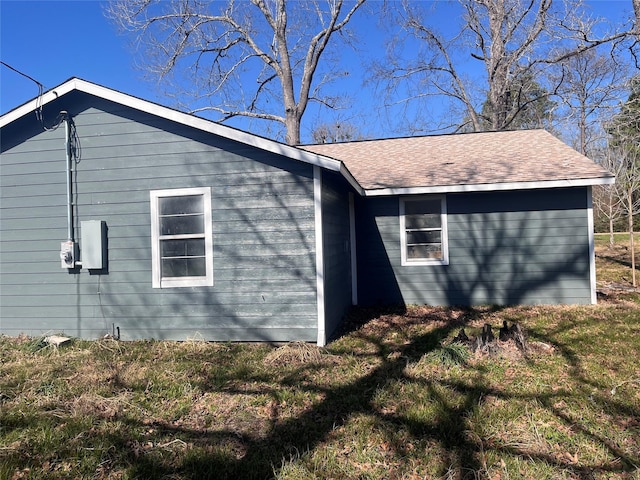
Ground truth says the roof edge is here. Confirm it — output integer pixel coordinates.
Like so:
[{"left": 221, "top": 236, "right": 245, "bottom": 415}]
[
  {"left": 363, "top": 176, "right": 615, "bottom": 196},
  {"left": 0, "top": 77, "right": 346, "bottom": 175},
  {"left": 300, "top": 127, "right": 550, "bottom": 148},
  {"left": 0, "top": 77, "right": 79, "bottom": 127},
  {"left": 1, "top": 78, "right": 613, "bottom": 198}
]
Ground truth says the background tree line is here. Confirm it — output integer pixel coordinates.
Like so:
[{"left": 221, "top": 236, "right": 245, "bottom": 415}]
[{"left": 108, "top": 0, "right": 639, "bottom": 268}]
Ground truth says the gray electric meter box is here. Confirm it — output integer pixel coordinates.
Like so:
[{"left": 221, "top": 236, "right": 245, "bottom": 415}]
[{"left": 81, "top": 220, "right": 107, "bottom": 270}]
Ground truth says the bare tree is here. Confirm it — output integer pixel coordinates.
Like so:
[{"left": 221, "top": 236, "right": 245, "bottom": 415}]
[
  {"left": 377, "top": 0, "right": 634, "bottom": 133},
  {"left": 311, "top": 121, "right": 364, "bottom": 143},
  {"left": 610, "top": 148, "right": 640, "bottom": 287},
  {"left": 606, "top": 77, "right": 640, "bottom": 286},
  {"left": 594, "top": 146, "right": 627, "bottom": 248},
  {"left": 478, "top": 73, "right": 556, "bottom": 131},
  {"left": 107, "top": 0, "right": 365, "bottom": 145},
  {"left": 554, "top": 47, "right": 630, "bottom": 156}
]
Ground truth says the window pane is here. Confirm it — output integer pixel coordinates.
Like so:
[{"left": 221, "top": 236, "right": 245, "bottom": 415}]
[
  {"left": 407, "top": 244, "right": 442, "bottom": 260},
  {"left": 161, "top": 257, "right": 206, "bottom": 277},
  {"left": 151, "top": 188, "right": 213, "bottom": 288},
  {"left": 405, "top": 199, "right": 440, "bottom": 215},
  {"left": 161, "top": 238, "right": 205, "bottom": 257},
  {"left": 407, "top": 230, "right": 441, "bottom": 245},
  {"left": 160, "top": 214, "right": 204, "bottom": 235},
  {"left": 403, "top": 198, "right": 446, "bottom": 262},
  {"left": 159, "top": 195, "right": 203, "bottom": 215},
  {"left": 405, "top": 213, "right": 441, "bottom": 230}
]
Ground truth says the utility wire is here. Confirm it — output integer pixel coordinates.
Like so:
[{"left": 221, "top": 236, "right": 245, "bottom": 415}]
[
  {"left": 1, "top": 61, "right": 63, "bottom": 130},
  {"left": 1, "top": 61, "right": 44, "bottom": 89}
]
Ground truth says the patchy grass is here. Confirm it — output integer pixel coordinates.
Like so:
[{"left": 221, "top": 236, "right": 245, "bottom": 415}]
[
  {"left": 595, "top": 233, "right": 640, "bottom": 296},
  {"left": 1, "top": 242, "right": 639, "bottom": 479}
]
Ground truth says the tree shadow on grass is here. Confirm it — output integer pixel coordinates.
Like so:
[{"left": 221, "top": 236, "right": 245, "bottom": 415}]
[
  {"left": 121, "top": 303, "right": 635, "bottom": 479},
  {"left": 598, "top": 251, "right": 640, "bottom": 271},
  {"left": 121, "top": 306, "right": 498, "bottom": 479},
  {"left": 4, "top": 305, "right": 639, "bottom": 479}
]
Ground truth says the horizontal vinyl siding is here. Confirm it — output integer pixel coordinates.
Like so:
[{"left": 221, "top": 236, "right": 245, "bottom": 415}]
[
  {"left": 1, "top": 93, "right": 317, "bottom": 341},
  {"left": 356, "top": 188, "right": 593, "bottom": 306}
]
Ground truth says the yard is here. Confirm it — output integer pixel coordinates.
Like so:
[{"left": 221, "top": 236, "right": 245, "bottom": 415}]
[{"left": 1, "top": 236, "right": 639, "bottom": 479}]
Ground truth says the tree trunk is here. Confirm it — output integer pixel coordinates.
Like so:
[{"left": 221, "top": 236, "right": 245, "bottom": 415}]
[
  {"left": 579, "top": 107, "right": 587, "bottom": 155},
  {"left": 284, "top": 109, "right": 301, "bottom": 146},
  {"left": 629, "top": 187, "right": 637, "bottom": 287},
  {"left": 609, "top": 199, "right": 615, "bottom": 248}
]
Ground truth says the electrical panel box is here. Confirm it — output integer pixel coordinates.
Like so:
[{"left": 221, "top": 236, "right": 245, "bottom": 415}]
[
  {"left": 81, "top": 220, "right": 107, "bottom": 270},
  {"left": 60, "top": 241, "right": 76, "bottom": 268}
]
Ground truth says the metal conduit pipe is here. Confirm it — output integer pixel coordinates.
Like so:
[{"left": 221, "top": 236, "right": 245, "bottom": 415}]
[{"left": 62, "top": 111, "right": 74, "bottom": 242}]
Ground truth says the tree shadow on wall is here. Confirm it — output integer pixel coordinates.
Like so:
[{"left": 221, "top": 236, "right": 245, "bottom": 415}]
[
  {"left": 90, "top": 101, "right": 327, "bottom": 342},
  {"left": 355, "top": 190, "right": 595, "bottom": 308}
]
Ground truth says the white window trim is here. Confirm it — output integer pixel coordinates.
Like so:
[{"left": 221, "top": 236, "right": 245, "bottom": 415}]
[
  {"left": 400, "top": 195, "right": 449, "bottom": 266},
  {"left": 150, "top": 187, "right": 213, "bottom": 288}
]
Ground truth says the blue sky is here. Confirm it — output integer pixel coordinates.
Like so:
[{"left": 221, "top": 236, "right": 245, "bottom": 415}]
[
  {"left": 0, "top": 1, "right": 159, "bottom": 112},
  {"left": 0, "top": 0, "right": 635, "bottom": 141},
  {"left": 0, "top": 0, "right": 393, "bottom": 139}
]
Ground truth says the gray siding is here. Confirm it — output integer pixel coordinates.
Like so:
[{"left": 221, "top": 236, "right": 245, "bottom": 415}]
[
  {"left": 320, "top": 170, "right": 353, "bottom": 341},
  {"left": 356, "top": 188, "right": 593, "bottom": 306},
  {"left": 1, "top": 92, "right": 318, "bottom": 341}
]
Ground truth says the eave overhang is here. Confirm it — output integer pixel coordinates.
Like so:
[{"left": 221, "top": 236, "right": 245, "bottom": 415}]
[{"left": 361, "top": 176, "right": 616, "bottom": 196}]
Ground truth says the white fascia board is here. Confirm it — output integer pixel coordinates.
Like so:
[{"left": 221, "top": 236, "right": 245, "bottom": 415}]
[
  {"left": 1, "top": 78, "right": 344, "bottom": 174},
  {"left": 0, "top": 78, "right": 79, "bottom": 127},
  {"left": 340, "top": 163, "right": 364, "bottom": 196},
  {"left": 363, "top": 176, "right": 616, "bottom": 196},
  {"left": 77, "top": 80, "right": 345, "bottom": 172}
]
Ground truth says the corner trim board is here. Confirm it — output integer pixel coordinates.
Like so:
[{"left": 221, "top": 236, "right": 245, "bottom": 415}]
[
  {"left": 314, "top": 166, "right": 326, "bottom": 346},
  {"left": 587, "top": 186, "right": 597, "bottom": 304},
  {"left": 349, "top": 192, "right": 358, "bottom": 305}
]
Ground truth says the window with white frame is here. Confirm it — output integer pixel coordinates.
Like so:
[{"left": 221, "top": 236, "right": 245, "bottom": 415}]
[
  {"left": 400, "top": 196, "right": 449, "bottom": 266},
  {"left": 150, "top": 187, "right": 213, "bottom": 288}
]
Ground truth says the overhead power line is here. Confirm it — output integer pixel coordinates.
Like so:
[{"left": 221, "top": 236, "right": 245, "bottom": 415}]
[
  {"left": 1, "top": 61, "right": 44, "bottom": 89},
  {"left": 1, "top": 61, "right": 63, "bottom": 130}
]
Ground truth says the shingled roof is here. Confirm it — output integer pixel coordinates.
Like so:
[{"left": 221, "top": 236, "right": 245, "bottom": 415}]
[{"left": 302, "top": 129, "right": 614, "bottom": 195}]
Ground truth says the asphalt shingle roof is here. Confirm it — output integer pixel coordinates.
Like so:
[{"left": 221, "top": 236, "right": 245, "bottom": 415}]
[{"left": 302, "top": 129, "right": 613, "bottom": 191}]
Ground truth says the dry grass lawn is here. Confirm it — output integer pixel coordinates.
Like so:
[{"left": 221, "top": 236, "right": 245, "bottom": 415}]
[{"left": 0, "top": 236, "right": 639, "bottom": 479}]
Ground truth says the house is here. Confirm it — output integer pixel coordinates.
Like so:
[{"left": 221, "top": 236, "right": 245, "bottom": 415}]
[{"left": 0, "top": 78, "right": 614, "bottom": 345}]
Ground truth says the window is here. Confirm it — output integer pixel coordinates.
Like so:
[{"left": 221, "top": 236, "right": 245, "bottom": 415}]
[
  {"left": 400, "top": 196, "right": 449, "bottom": 266},
  {"left": 150, "top": 187, "right": 213, "bottom": 288}
]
